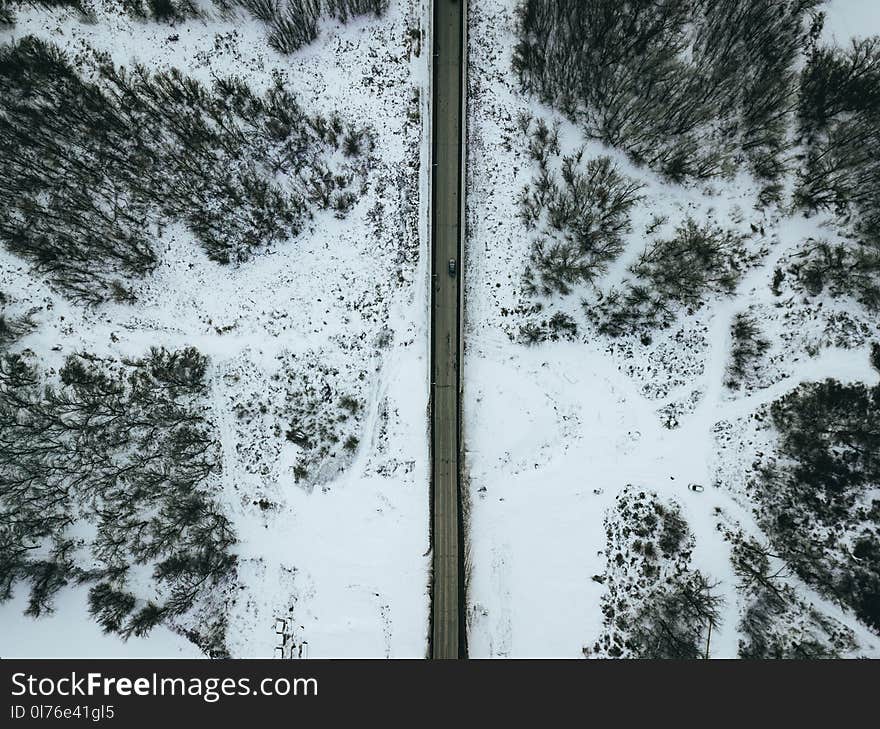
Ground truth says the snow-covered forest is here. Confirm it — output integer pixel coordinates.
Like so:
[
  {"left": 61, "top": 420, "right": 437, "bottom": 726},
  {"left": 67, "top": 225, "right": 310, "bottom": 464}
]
[
  {"left": 0, "top": 0, "right": 430, "bottom": 657},
  {"left": 465, "top": 0, "right": 880, "bottom": 658}
]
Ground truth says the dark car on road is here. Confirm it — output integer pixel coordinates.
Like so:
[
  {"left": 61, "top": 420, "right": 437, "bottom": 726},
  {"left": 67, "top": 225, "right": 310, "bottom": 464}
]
[{"left": 448, "top": 258, "right": 457, "bottom": 277}]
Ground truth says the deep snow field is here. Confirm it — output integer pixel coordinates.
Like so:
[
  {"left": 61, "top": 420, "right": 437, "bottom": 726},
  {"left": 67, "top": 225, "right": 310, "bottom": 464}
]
[
  {"left": 0, "top": 0, "right": 431, "bottom": 658},
  {"left": 464, "top": 0, "right": 880, "bottom": 657}
]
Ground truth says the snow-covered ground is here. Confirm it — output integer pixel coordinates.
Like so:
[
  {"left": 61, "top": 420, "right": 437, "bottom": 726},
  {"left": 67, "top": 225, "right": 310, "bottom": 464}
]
[
  {"left": 464, "top": 0, "right": 880, "bottom": 657},
  {"left": 0, "top": 586, "right": 203, "bottom": 658},
  {"left": 0, "top": 0, "right": 431, "bottom": 658}
]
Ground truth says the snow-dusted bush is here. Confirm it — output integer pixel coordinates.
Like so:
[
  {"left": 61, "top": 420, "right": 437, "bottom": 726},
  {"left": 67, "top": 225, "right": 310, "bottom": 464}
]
[
  {"left": 0, "top": 292, "right": 37, "bottom": 350},
  {"left": 0, "top": 0, "right": 90, "bottom": 26},
  {"left": 789, "top": 240, "right": 880, "bottom": 311},
  {"left": 587, "top": 489, "right": 723, "bottom": 659},
  {"left": 517, "top": 311, "right": 578, "bottom": 346},
  {"left": 520, "top": 142, "right": 643, "bottom": 296},
  {"left": 590, "top": 219, "right": 754, "bottom": 336},
  {"left": 630, "top": 219, "right": 749, "bottom": 304},
  {"left": 323, "top": 0, "right": 384, "bottom": 20},
  {"left": 120, "top": 0, "right": 201, "bottom": 22},
  {"left": 725, "top": 312, "right": 771, "bottom": 390},
  {"left": 236, "top": 0, "right": 388, "bottom": 55},
  {"left": 264, "top": 0, "right": 321, "bottom": 53}
]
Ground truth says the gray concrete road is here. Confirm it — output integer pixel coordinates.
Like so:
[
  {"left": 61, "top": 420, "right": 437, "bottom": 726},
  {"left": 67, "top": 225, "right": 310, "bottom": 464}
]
[{"left": 430, "top": 0, "right": 465, "bottom": 660}]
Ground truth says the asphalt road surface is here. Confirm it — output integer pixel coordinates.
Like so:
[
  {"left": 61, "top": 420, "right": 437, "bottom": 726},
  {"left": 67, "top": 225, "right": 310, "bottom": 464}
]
[{"left": 430, "top": 0, "right": 465, "bottom": 660}]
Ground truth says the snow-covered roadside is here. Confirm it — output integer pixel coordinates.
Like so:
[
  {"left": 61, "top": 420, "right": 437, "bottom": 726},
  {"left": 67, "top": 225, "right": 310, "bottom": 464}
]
[
  {"left": 0, "top": 0, "right": 431, "bottom": 658},
  {"left": 463, "top": 0, "right": 880, "bottom": 657}
]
